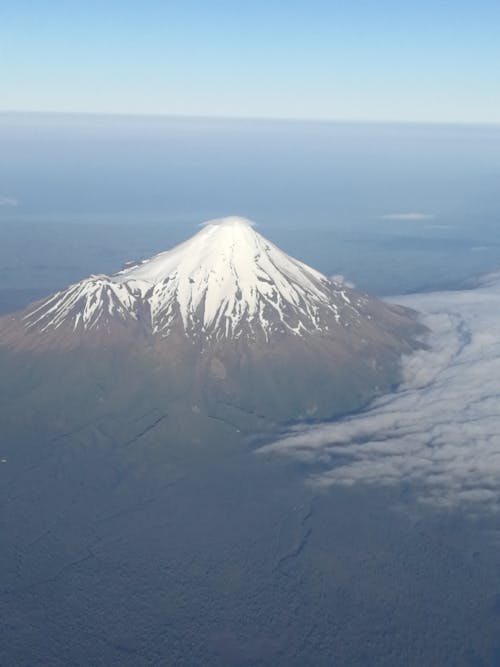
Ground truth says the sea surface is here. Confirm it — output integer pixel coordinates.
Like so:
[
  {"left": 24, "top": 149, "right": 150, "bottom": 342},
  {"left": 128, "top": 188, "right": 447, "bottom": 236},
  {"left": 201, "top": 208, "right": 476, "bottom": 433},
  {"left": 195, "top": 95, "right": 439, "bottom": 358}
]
[{"left": 1, "top": 113, "right": 500, "bottom": 310}]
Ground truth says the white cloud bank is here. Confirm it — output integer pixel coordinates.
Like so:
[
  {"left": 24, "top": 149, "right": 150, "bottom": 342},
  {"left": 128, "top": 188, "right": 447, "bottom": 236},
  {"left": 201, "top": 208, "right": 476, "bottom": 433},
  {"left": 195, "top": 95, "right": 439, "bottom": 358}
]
[{"left": 261, "top": 272, "right": 500, "bottom": 511}]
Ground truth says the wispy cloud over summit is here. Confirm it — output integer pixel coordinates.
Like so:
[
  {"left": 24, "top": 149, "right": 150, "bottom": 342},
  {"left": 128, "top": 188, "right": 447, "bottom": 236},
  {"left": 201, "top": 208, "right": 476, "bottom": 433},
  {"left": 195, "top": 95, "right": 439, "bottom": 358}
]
[{"left": 380, "top": 212, "right": 435, "bottom": 221}]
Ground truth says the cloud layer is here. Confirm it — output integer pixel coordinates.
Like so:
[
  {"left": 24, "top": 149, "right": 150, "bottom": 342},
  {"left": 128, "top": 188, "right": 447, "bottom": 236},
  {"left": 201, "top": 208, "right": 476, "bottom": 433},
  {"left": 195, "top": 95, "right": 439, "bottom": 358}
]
[{"left": 261, "top": 273, "right": 500, "bottom": 511}]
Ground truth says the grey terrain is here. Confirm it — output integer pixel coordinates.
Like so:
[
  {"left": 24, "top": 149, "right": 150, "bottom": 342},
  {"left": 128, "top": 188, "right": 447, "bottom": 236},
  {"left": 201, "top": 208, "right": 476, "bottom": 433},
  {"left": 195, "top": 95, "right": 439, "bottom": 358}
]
[{"left": 1, "top": 219, "right": 500, "bottom": 665}]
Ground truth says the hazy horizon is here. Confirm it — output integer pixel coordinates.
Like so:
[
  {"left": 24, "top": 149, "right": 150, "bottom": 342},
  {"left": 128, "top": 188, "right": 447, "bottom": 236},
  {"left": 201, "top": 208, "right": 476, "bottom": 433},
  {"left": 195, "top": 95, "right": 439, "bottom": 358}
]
[
  {"left": 4, "top": 110, "right": 500, "bottom": 127},
  {"left": 2, "top": 113, "right": 500, "bottom": 310}
]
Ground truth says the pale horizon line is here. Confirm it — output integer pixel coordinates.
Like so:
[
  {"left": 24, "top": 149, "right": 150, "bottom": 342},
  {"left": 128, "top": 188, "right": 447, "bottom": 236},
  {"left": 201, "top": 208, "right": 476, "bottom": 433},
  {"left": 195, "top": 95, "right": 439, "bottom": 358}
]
[{"left": 1, "top": 109, "right": 500, "bottom": 129}]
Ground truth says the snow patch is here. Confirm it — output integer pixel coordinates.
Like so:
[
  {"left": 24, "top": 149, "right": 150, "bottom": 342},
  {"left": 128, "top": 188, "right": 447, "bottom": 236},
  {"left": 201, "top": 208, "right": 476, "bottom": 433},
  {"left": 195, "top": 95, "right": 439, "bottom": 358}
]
[{"left": 22, "top": 216, "right": 365, "bottom": 340}]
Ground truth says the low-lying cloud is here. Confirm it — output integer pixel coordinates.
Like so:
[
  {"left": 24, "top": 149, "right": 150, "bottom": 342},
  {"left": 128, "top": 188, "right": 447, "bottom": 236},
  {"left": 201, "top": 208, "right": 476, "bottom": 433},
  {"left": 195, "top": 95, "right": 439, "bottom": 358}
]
[{"left": 261, "top": 273, "right": 500, "bottom": 511}]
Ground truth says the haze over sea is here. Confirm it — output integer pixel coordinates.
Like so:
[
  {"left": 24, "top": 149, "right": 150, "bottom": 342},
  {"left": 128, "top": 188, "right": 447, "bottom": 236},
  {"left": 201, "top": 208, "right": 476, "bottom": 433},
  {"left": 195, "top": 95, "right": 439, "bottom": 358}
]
[{"left": 1, "top": 112, "right": 500, "bottom": 310}]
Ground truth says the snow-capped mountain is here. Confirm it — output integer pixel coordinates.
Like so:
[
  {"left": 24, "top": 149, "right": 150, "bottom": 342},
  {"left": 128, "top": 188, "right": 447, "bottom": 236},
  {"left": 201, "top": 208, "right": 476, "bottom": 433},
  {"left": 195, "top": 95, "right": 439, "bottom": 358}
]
[
  {"left": 19, "top": 216, "right": 381, "bottom": 341},
  {"left": 0, "top": 216, "right": 425, "bottom": 426}
]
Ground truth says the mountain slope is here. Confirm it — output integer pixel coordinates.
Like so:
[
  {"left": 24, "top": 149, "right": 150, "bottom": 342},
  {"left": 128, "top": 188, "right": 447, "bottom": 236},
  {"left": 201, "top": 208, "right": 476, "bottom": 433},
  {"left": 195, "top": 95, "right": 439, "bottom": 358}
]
[{"left": 0, "top": 216, "right": 425, "bottom": 426}]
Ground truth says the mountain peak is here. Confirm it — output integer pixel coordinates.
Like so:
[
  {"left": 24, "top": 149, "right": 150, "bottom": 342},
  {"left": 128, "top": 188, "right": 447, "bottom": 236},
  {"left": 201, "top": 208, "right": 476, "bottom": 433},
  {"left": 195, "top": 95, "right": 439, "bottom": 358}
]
[
  {"left": 201, "top": 215, "right": 256, "bottom": 230},
  {"left": 0, "top": 216, "right": 424, "bottom": 425},
  {"left": 3, "top": 216, "right": 418, "bottom": 348},
  {"left": 111, "top": 215, "right": 345, "bottom": 340}
]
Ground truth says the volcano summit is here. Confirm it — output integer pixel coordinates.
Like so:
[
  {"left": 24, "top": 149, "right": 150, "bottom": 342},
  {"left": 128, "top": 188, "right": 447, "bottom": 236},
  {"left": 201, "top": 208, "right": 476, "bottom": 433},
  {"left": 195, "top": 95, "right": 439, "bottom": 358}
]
[{"left": 0, "top": 216, "right": 424, "bottom": 428}]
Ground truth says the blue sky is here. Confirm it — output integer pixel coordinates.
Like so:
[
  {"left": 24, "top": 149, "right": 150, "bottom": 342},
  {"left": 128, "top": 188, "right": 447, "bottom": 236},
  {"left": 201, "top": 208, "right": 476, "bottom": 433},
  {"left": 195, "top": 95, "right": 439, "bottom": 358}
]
[{"left": 2, "top": 1, "right": 500, "bottom": 123}]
